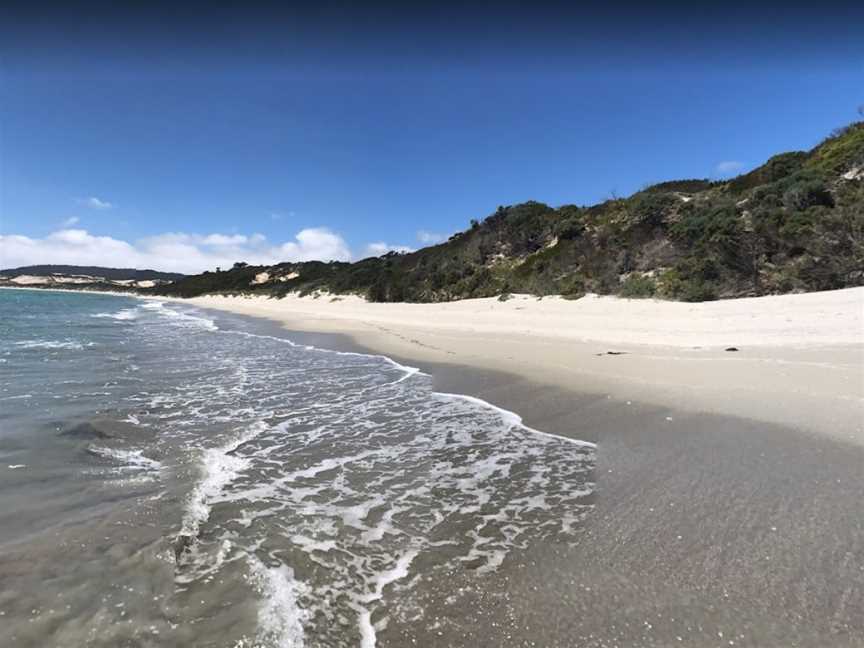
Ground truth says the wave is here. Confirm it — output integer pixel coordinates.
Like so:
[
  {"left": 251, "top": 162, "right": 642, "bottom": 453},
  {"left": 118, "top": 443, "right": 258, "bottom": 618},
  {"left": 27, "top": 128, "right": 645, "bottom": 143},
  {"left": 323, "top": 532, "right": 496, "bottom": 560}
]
[
  {"left": 195, "top": 389, "right": 594, "bottom": 644},
  {"left": 245, "top": 555, "right": 309, "bottom": 648},
  {"left": 14, "top": 339, "right": 84, "bottom": 350},
  {"left": 223, "top": 329, "right": 423, "bottom": 384},
  {"left": 355, "top": 550, "right": 418, "bottom": 648},
  {"left": 225, "top": 322, "right": 588, "bottom": 449},
  {"left": 153, "top": 304, "right": 218, "bottom": 330},
  {"left": 178, "top": 421, "right": 269, "bottom": 546},
  {"left": 94, "top": 301, "right": 218, "bottom": 331},
  {"left": 85, "top": 445, "right": 162, "bottom": 472},
  {"left": 91, "top": 308, "right": 139, "bottom": 320},
  {"left": 434, "top": 392, "right": 598, "bottom": 449}
]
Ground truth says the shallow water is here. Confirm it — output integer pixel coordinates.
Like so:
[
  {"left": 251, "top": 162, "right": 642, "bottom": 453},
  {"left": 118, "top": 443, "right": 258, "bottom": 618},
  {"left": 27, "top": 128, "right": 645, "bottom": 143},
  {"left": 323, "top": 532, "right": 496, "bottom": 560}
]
[{"left": 0, "top": 289, "right": 594, "bottom": 647}]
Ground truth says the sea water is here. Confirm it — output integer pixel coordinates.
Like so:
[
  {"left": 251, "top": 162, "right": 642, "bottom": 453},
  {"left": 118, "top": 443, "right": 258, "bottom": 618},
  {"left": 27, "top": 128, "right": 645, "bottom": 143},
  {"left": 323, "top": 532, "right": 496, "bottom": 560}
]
[{"left": 0, "top": 288, "right": 594, "bottom": 647}]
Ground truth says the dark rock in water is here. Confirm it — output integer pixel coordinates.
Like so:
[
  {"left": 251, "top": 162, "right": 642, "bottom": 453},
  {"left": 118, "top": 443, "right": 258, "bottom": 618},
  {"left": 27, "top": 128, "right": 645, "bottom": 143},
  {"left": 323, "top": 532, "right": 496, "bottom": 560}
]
[
  {"left": 596, "top": 350, "right": 628, "bottom": 356},
  {"left": 59, "top": 421, "right": 113, "bottom": 439},
  {"left": 725, "top": 347, "right": 739, "bottom": 352},
  {"left": 174, "top": 534, "right": 194, "bottom": 564}
]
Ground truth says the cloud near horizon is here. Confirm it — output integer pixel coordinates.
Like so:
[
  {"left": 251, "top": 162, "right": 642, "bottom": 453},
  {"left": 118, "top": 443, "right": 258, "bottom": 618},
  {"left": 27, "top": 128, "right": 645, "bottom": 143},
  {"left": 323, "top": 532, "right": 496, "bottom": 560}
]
[
  {"left": 417, "top": 230, "right": 446, "bottom": 244},
  {"left": 77, "top": 196, "right": 114, "bottom": 210},
  {"left": 361, "top": 241, "right": 415, "bottom": 258},
  {"left": 0, "top": 227, "right": 353, "bottom": 274},
  {"left": 715, "top": 160, "right": 744, "bottom": 175}
]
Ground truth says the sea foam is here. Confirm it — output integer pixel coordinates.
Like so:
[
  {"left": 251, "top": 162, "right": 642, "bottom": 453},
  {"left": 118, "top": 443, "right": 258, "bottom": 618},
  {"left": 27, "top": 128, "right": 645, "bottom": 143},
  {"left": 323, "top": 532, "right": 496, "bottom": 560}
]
[
  {"left": 246, "top": 555, "right": 309, "bottom": 648},
  {"left": 14, "top": 339, "right": 84, "bottom": 350}
]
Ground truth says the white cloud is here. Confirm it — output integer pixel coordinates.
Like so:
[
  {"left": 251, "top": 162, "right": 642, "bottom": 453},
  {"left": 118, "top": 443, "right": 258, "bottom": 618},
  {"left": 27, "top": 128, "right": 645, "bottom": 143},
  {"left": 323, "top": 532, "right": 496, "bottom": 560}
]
[
  {"left": 417, "top": 230, "right": 446, "bottom": 245},
  {"left": 201, "top": 233, "right": 249, "bottom": 246},
  {"left": 715, "top": 160, "right": 744, "bottom": 175},
  {"left": 280, "top": 228, "right": 352, "bottom": 262},
  {"left": 0, "top": 227, "right": 352, "bottom": 274},
  {"left": 77, "top": 196, "right": 114, "bottom": 210},
  {"left": 361, "top": 242, "right": 415, "bottom": 258},
  {"left": 61, "top": 216, "right": 80, "bottom": 227}
]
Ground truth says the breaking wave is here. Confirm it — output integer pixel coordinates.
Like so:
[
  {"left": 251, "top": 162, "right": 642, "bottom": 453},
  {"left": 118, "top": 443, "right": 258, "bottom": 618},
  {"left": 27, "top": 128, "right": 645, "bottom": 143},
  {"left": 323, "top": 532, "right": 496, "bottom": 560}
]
[{"left": 14, "top": 339, "right": 84, "bottom": 350}]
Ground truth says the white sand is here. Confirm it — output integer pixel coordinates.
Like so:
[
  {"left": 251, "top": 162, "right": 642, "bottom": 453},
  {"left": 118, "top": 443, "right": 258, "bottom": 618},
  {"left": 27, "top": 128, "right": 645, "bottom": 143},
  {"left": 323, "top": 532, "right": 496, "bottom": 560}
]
[
  {"left": 168, "top": 288, "right": 864, "bottom": 442},
  {"left": 7, "top": 275, "right": 53, "bottom": 285}
]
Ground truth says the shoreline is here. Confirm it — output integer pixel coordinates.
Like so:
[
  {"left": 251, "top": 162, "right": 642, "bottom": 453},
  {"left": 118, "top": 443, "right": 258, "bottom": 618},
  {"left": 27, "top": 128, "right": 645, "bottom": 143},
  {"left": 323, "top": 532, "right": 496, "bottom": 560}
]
[{"left": 159, "top": 288, "right": 864, "bottom": 444}]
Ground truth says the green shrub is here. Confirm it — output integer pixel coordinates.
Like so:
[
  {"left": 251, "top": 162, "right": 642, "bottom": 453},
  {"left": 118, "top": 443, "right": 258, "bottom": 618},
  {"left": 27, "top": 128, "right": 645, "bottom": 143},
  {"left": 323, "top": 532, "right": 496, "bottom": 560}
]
[
  {"left": 625, "top": 192, "right": 679, "bottom": 228},
  {"left": 782, "top": 179, "right": 834, "bottom": 210},
  {"left": 618, "top": 274, "right": 657, "bottom": 298},
  {"left": 642, "top": 179, "right": 715, "bottom": 194},
  {"left": 806, "top": 121, "right": 864, "bottom": 175},
  {"left": 657, "top": 268, "right": 718, "bottom": 302},
  {"left": 727, "top": 151, "right": 807, "bottom": 193}
]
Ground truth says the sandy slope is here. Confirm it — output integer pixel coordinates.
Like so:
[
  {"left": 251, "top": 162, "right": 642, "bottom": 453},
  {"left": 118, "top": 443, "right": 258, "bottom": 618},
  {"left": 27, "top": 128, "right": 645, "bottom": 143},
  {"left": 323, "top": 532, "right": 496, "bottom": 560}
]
[{"left": 171, "top": 287, "right": 864, "bottom": 443}]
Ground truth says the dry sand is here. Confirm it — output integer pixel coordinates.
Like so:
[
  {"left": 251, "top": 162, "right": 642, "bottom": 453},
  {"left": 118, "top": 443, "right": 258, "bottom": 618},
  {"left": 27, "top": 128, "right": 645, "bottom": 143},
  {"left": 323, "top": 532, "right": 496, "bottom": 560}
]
[{"left": 163, "top": 287, "right": 864, "bottom": 647}]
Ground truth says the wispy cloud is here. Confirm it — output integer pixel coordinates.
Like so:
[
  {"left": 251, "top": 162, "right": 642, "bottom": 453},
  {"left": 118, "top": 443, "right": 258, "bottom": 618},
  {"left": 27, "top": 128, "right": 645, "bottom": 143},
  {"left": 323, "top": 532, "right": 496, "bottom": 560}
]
[
  {"left": 715, "top": 160, "right": 744, "bottom": 176},
  {"left": 417, "top": 230, "right": 446, "bottom": 245},
  {"left": 362, "top": 242, "right": 415, "bottom": 258},
  {"left": 61, "top": 216, "right": 80, "bottom": 227},
  {"left": 76, "top": 196, "right": 114, "bottom": 210},
  {"left": 0, "top": 227, "right": 352, "bottom": 274}
]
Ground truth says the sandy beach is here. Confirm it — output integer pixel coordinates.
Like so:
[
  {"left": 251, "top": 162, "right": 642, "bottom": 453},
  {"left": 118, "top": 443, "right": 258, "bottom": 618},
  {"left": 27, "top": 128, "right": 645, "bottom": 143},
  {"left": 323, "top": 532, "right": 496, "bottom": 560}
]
[
  {"left": 169, "top": 288, "right": 864, "bottom": 443},
  {"left": 159, "top": 287, "right": 864, "bottom": 647}
]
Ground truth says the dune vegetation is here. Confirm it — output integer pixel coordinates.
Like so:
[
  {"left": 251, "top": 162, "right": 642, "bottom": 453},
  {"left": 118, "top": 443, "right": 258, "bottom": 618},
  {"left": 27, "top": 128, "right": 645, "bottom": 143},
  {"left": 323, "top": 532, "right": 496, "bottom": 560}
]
[{"left": 151, "top": 122, "right": 862, "bottom": 302}]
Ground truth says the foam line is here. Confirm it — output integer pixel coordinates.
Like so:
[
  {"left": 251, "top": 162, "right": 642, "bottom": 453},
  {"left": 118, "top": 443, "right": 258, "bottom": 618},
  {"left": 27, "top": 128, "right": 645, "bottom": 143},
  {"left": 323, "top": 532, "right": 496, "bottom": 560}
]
[
  {"left": 153, "top": 299, "right": 593, "bottom": 448},
  {"left": 433, "top": 392, "right": 597, "bottom": 449}
]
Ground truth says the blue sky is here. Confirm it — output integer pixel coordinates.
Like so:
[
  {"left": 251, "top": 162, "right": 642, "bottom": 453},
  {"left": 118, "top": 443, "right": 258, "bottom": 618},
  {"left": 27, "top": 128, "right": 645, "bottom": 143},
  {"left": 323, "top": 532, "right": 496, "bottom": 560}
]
[{"left": 1, "top": 3, "right": 862, "bottom": 272}]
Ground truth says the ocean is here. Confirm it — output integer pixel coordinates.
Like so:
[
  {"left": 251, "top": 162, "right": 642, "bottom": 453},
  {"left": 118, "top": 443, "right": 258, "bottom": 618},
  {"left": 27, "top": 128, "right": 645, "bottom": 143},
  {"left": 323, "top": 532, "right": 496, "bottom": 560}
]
[{"left": 0, "top": 288, "right": 595, "bottom": 647}]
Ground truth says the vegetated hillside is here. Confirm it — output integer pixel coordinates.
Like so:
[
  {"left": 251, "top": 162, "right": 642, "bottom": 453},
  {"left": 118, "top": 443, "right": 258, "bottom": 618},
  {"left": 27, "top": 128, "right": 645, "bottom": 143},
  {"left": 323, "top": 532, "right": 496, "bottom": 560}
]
[
  {"left": 156, "top": 122, "right": 864, "bottom": 302},
  {"left": 0, "top": 265, "right": 185, "bottom": 281}
]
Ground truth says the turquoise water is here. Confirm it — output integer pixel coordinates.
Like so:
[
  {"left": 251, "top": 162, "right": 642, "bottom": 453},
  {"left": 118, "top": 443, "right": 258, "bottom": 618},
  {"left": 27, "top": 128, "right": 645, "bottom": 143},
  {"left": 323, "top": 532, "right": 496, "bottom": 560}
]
[{"left": 0, "top": 288, "right": 594, "bottom": 647}]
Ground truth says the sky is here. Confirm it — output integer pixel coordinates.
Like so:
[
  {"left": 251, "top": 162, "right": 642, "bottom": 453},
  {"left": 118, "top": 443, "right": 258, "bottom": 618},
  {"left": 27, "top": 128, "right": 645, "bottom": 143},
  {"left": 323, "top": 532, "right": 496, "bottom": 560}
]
[{"left": 1, "top": 2, "right": 863, "bottom": 273}]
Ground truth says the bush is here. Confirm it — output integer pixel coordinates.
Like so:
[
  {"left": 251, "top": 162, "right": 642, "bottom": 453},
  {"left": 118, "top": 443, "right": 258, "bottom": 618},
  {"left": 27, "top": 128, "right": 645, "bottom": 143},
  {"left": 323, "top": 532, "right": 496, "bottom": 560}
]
[
  {"left": 657, "top": 268, "right": 718, "bottom": 302},
  {"left": 782, "top": 179, "right": 834, "bottom": 210},
  {"left": 626, "top": 192, "right": 679, "bottom": 228},
  {"left": 619, "top": 274, "right": 657, "bottom": 298},
  {"left": 727, "top": 151, "right": 807, "bottom": 193},
  {"left": 642, "top": 179, "right": 715, "bottom": 194},
  {"left": 559, "top": 274, "right": 586, "bottom": 299}
]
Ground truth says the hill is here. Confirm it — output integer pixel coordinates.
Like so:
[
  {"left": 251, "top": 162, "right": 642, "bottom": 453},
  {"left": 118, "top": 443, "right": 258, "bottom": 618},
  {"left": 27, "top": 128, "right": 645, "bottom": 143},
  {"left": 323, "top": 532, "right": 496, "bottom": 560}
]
[
  {"left": 157, "top": 121, "right": 864, "bottom": 302},
  {"left": 0, "top": 265, "right": 185, "bottom": 282}
]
